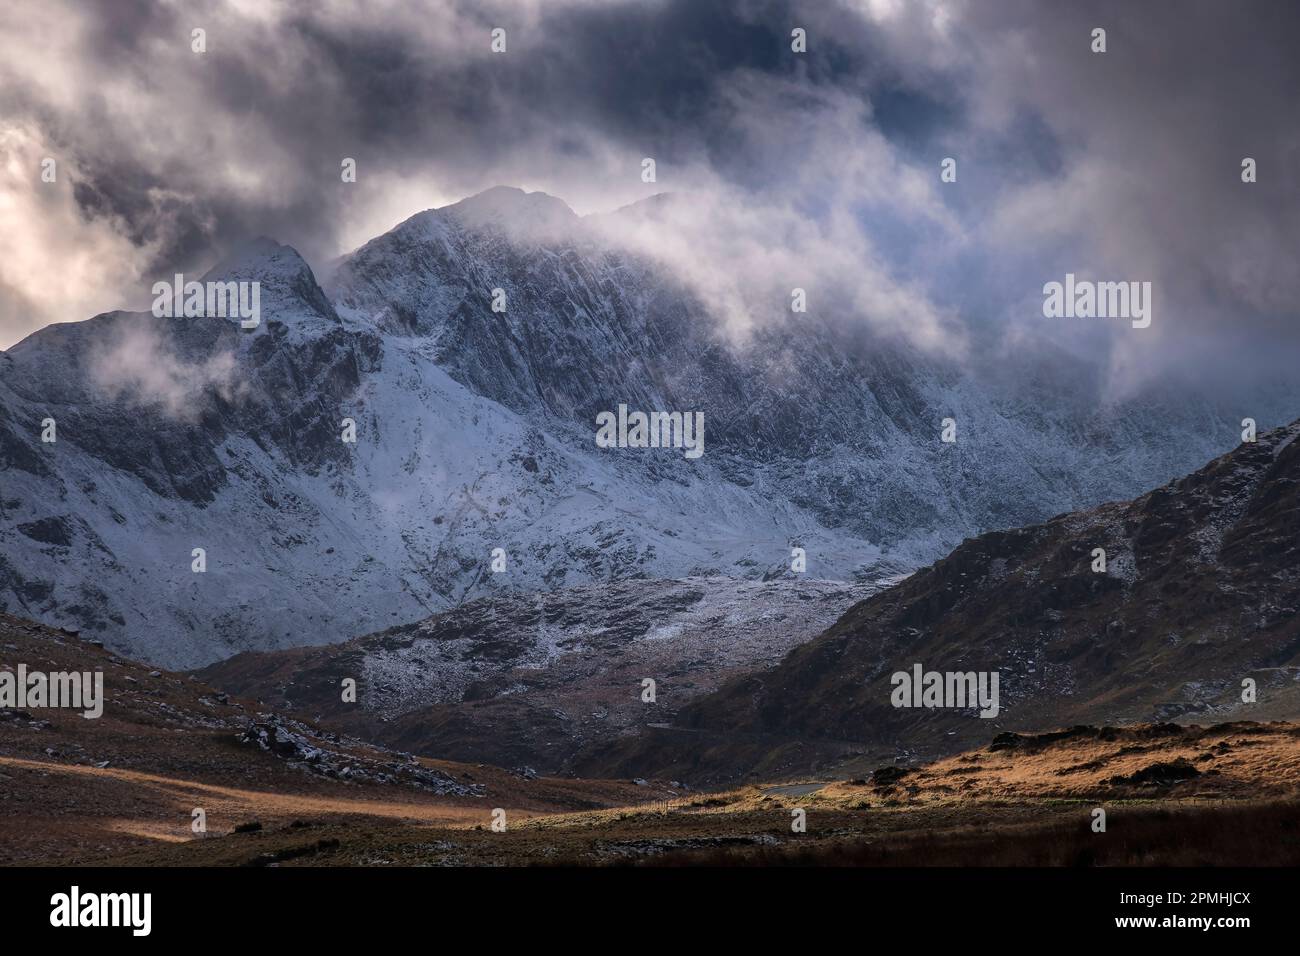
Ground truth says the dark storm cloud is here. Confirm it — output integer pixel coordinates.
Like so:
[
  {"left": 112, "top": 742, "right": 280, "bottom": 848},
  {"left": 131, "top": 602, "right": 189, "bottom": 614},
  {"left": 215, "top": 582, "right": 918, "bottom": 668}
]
[
  {"left": 0, "top": 0, "right": 958, "bottom": 346},
  {"left": 948, "top": 0, "right": 1300, "bottom": 384},
  {"left": 1, "top": 0, "right": 1298, "bottom": 396},
  {"left": 61, "top": 0, "right": 870, "bottom": 261},
  {"left": 28, "top": 0, "right": 883, "bottom": 269}
]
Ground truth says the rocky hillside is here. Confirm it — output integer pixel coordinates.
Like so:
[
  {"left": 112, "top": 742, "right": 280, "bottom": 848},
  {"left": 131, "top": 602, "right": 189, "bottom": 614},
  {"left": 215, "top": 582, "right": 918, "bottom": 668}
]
[
  {"left": 0, "top": 612, "right": 674, "bottom": 865},
  {"left": 593, "top": 420, "right": 1300, "bottom": 784},
  {"left": 197, "top": 576, "right": 880, "bottom": 774}
]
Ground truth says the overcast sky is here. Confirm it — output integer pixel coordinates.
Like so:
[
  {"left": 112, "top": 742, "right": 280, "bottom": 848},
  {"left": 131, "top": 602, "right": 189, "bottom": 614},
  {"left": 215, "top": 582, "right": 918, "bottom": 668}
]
[{"left": 2, "top": 0, "right": 1298, "bottom": 397}]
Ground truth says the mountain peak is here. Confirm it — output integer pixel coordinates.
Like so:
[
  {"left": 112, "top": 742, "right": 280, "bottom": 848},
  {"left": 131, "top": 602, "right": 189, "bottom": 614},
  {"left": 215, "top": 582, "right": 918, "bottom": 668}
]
[
  {"left": 440, "top": 186, "right": 577, "bottom": 235},
  {"left": 203, "top": 237, "right": 311, "bottom": 284},
  {"left": 201, "top": 237, "right": 339, "bottom": 328}
]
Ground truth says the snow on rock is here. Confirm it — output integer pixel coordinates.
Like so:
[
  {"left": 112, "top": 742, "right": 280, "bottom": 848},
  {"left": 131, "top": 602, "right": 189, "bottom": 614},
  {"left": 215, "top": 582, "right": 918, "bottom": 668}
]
[{"left": 1, "top": 187, "right": 1294, "bottom": 668}]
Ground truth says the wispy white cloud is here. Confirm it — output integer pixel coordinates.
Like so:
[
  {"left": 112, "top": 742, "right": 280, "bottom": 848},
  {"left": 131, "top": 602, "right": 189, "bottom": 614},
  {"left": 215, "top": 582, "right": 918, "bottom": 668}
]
[{"left": 88, "top": 321, "right": 247, "bottom": 418}]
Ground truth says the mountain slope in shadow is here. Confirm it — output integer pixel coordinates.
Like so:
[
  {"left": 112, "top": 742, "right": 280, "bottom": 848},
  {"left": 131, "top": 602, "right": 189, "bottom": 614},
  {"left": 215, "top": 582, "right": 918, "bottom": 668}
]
[{"left": 585, "top": 419, "right": 1300, "bottom": 784}]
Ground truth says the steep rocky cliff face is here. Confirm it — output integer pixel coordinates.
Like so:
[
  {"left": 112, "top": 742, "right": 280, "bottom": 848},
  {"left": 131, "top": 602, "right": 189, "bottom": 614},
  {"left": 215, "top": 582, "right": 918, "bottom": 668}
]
[{"left": 0, "top": 186, "right": 1289, "bottom": 667}]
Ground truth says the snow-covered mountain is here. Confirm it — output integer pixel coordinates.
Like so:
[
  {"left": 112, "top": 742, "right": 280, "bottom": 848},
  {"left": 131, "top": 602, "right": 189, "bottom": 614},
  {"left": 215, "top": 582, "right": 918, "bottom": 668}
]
[{"left": 0, "top": 186, "right": 1291, "bottom": 667}]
